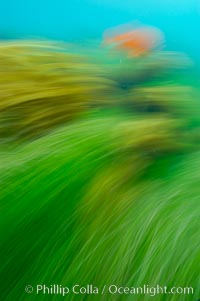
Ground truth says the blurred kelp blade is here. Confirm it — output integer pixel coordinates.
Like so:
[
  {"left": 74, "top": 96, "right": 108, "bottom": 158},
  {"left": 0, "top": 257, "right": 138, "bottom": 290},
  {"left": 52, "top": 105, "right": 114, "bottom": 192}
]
[{"left": 0, "top": 40, "right": 113, "bottom": 141}]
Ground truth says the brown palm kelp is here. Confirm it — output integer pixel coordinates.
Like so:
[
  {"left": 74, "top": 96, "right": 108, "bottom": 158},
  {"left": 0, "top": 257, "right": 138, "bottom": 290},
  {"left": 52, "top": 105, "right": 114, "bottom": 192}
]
[{"left": 0, "top": 40, "right": 113, "bottom": 141}]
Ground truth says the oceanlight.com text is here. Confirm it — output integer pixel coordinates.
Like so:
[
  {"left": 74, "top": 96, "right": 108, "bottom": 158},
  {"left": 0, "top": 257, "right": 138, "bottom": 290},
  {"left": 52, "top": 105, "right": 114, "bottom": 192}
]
[{"left": 25, "top": 284, "right": 194, "bottom": 297}]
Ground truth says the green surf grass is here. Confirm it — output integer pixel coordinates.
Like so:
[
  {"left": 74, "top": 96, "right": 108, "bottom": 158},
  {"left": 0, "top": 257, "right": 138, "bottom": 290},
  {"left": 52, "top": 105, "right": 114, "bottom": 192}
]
[{"left": 0, "top": 111, "right": 200, "bottom": 300}]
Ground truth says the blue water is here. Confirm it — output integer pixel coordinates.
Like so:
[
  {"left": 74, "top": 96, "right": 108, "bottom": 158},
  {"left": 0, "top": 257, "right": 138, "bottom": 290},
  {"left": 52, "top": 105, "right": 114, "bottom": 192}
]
[{"left": 1, "top": 0, "right": 200, "bottom": 65}]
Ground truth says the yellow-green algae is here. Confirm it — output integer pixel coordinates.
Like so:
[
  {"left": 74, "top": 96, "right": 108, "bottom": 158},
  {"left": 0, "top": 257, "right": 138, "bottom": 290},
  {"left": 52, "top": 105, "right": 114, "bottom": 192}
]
[{"left": 0, "top": 40, "right": 114, "bottom": 141}]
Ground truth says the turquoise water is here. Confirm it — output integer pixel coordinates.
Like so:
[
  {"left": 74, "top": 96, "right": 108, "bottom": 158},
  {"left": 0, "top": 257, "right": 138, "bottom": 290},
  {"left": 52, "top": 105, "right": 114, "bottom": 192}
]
[{"left": 1, "top": 0, "right": 200, "bottom": 60}]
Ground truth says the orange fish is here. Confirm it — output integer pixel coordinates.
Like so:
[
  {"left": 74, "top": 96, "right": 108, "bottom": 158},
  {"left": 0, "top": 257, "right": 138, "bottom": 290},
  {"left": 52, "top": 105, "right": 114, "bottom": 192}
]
[{"left": 103, "top": 23, "right": 164, "bottom": 57}]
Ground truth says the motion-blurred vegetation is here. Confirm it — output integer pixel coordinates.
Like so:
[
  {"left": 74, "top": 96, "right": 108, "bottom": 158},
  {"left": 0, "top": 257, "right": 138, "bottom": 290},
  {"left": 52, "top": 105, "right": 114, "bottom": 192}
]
[
  {"left": 0, "top": 41, "right": 114, "bottom": 141},
  {"left": 0, "top": 38, "right": 200, "bottom": 301}
]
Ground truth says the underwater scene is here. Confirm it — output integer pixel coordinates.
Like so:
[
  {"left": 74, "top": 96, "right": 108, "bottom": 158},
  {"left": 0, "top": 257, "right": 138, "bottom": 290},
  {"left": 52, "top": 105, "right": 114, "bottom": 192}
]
[{"left": 1, "top": 0, "right": 200, "bottom": 300}]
